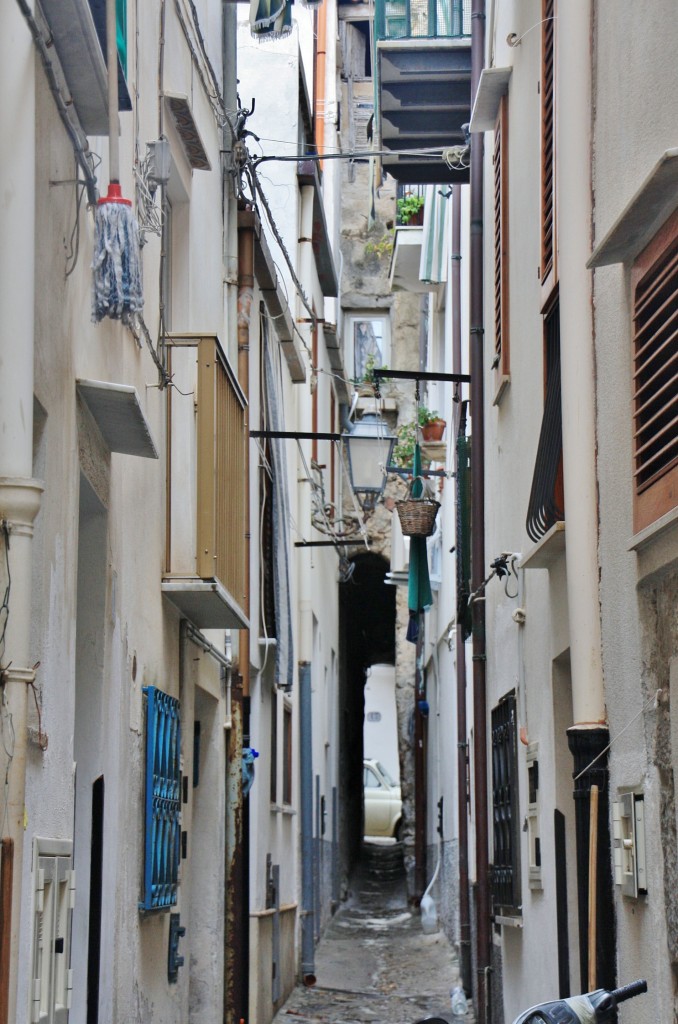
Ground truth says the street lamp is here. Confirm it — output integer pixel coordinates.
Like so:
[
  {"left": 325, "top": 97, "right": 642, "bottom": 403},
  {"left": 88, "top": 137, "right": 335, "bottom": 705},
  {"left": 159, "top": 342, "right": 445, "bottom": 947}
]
[{"left": 343, "top": 412, "right": 396, "bottom": 512}]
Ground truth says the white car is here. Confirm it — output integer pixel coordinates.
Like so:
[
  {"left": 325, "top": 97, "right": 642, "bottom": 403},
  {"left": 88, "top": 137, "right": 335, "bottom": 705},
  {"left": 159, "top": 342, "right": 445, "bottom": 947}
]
[{"left": 363, "top": 759, "right": 402, "bottom": 839}]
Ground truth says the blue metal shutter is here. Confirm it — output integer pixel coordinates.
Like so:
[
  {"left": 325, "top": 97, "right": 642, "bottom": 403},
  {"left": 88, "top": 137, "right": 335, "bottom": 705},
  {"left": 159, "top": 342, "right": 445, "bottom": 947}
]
[{"left": 140, "top": 687, "right": 181, "bottom": 912}]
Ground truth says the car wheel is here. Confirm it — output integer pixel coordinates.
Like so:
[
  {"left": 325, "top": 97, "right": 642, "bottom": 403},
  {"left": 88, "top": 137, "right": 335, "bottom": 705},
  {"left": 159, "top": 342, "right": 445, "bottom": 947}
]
[{"left": 394, "top": 819, "right": 402, "bottom": 842}]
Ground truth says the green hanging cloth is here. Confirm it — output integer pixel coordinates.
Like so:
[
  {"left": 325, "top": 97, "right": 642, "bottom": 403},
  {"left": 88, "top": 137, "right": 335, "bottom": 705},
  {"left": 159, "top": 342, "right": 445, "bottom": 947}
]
[
  {"left": 406, "top": 443, "right": 433, "bottom": 643},
  {"left": 250, "top": 0, "right": 292, "bottom": 39}
]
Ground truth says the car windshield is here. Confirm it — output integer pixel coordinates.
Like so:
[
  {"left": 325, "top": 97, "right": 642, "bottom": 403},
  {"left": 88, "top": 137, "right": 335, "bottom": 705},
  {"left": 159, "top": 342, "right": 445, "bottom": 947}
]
[{"left": 375, "top": 761, "right": 397, "bottom": 787}]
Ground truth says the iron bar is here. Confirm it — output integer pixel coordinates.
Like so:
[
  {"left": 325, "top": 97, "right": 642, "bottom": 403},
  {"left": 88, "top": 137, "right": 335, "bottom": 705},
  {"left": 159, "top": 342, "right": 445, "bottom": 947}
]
[{"left": 372, "top": 369, "right": 471, "bottom": 384}]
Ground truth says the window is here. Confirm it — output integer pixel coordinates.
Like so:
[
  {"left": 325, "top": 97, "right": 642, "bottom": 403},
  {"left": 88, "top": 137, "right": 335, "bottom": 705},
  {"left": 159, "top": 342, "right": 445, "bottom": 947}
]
[
  {"left": 631, "top": 210, "right": 678, "bottom": 532},
  {"left": 31, "top": 839, "right": 75, "bottom": 1024},
  {"left": 526, "top": 745, "right": 542, "bottom": 890},
  {"left": 347, "top": 314, "right": 391, "bottom": 383},
  {"left": 270, "top": 692, "right": 278, "bottom": 803},
  {"left": 492, "top": 692, "right": 520, "bottom": 913},
  {"left": 282, "top": 703, "right": 293, "bottom": 806},
  {"left": 493, "top": 93, "right": 510, "bottom": 403},
  {"left": 540, "top": 0, "right": 556, "bottom": 294},
  {"left": 526, "top": 298, "right": 564, "bottom": 542},
  {"left": 140, "top": 686, "right": 181, "bottom": 912}
]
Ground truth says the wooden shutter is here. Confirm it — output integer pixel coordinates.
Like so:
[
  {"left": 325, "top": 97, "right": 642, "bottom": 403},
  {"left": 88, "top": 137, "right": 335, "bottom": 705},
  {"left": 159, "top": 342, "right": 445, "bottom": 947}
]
[
  {"left": 493, "top": 93, "right": 510, "bottom": 403},
  {"left": 631, "top": 210, "right": 678, "bottom": 531},
  {"left": 540, "top": 0, "right": 556, "bottom": 289}
]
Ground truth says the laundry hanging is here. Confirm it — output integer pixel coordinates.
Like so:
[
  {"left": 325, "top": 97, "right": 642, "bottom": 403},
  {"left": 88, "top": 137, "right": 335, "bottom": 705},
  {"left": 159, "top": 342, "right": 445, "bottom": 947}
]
[
  {"left": 250, "top": 0, "right": 292, "bottom": 39},
  {"left": 406, "top": 443, "right": 433, "bottom": 643}
]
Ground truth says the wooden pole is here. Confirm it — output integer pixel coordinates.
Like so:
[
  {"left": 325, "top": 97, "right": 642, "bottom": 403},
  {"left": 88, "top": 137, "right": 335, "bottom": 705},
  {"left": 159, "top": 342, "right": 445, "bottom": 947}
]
[{"left": 588, "top": 784, "right": 599, "bottom": 990}]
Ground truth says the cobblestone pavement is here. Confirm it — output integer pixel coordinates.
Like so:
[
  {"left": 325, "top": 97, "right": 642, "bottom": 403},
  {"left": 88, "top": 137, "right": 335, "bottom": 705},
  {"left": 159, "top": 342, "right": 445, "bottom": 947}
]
[{"left": 273, "top": 843, "right": 473, "bottom": 1024}]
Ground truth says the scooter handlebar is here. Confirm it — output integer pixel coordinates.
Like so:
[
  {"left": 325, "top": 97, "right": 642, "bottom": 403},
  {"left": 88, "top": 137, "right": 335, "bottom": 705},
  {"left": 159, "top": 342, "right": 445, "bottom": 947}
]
[{"left": 609, "top": 979, "right": 648, "bottom": 1006}]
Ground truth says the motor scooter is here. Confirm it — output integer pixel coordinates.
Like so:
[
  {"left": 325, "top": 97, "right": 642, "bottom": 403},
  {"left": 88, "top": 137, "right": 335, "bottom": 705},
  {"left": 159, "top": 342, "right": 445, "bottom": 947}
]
[{"left": 511, "top": 979, "right": 647, "bottom": 1023}]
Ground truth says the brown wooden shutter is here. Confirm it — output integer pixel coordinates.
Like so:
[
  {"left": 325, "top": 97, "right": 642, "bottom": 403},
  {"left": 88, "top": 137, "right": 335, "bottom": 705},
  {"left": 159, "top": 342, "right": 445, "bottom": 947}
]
[
  {"left": 541, "top": 0, "right": 556, "bottom": 287},
  {"left": 493, "top": 93, "right": 510, "bottom": 402},
  {"left": 632, "top": 210, "right": 678, "bottom": 531}
]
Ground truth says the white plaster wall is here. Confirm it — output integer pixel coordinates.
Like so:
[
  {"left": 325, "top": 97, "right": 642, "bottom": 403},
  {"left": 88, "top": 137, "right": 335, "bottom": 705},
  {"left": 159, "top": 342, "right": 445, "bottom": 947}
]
[
  {"left": 592, "top": 2, "right": 678, "bottom": 1017},
  {"left": 364, "top": 663, "right": 399, "bottom": 780},
  {"left": 17, "top": 1, "right": 233, "bottom": 1021}
]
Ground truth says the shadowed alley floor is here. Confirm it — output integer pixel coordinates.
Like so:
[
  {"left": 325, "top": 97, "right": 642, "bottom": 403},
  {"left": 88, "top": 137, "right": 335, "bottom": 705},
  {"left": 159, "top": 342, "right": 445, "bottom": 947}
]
[{"left": 272, "top": 842, "right": 472, "bottom": 1024}]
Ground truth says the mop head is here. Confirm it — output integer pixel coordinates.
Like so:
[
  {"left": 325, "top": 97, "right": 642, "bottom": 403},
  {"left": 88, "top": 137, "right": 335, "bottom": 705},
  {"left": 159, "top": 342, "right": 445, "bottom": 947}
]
[{"left": 92, "top": 187, "right": 143, "bottom": 322}]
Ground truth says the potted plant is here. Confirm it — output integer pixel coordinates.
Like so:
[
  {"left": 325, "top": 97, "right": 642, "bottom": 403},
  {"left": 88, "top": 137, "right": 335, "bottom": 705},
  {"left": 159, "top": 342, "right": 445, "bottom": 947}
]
[
  {"left": 396, "top": 193, "right": 425, "bottom": 226},
  {"left": 418, "top": 406, "right": 446, "bottom": 442},
  {"left": 391, "top": 421, "right": 418, "bottom": 469}
]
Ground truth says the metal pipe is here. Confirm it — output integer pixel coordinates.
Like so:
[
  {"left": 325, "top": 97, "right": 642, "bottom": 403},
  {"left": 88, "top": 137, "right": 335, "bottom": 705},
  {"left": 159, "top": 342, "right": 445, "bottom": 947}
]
[
  {"left": 237, "top": 219, "right": 253, "bottom": 701},
  {"left": 299, "top": 662, "right": 316, "bottom": 984},
  {"left": 106, "top": 0, "right": 120, "bottom": 182},
  {"left": 469, "top": 0, "right": 490, "bottom": 1020},
  {"left": 451, "top": 183, "right": 472, "bottom": 998}
]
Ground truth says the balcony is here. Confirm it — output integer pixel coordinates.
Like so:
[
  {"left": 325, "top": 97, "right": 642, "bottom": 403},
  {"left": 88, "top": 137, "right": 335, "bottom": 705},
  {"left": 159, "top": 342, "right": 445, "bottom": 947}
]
[
  {"left": 375, "top": 0, "right": 472, "bottom": 184},
  {"left": 162, "top": 334, "right": 249, "bottom": 630}
]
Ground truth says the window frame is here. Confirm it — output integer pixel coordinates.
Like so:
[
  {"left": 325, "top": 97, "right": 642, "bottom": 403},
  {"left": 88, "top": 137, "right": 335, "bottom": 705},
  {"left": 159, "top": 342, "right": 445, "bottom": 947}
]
[
  {"left": 491, "top": 691, "right": 521, "bottom": 915},
  {"left": 631, "top": 208, "right": 678, "bottom": 533},
  {"left": 346, "top": 312, "right": 391, "bottom": 383}
]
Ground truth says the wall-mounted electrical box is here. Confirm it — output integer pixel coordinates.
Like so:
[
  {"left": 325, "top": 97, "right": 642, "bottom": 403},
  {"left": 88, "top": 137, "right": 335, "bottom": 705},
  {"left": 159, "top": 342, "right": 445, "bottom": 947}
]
[{"left": 613, "top": 792, "right": 647, "bottom": 898}]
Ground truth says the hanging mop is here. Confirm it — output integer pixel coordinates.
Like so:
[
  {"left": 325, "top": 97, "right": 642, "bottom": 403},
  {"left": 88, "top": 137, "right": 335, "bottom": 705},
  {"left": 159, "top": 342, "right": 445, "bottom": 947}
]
[{"left": 92, "top": 0, "right": 143, "bottom": 322}]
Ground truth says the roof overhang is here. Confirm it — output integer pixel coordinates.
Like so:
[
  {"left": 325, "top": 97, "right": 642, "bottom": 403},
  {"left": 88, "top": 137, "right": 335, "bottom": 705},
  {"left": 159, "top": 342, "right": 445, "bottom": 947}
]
[
  {"left": 588, "top": 149, "right": 678, "bottom": 267},
  {"left": 297, "top": 160, "right": 339, "bottom": 297}
]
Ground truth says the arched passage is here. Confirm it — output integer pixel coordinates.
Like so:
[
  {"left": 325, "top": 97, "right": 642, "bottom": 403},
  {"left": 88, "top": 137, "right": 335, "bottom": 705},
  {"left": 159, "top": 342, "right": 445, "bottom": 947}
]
[{"left": 338, "top": 551, "right": 396, "bottom": 879}]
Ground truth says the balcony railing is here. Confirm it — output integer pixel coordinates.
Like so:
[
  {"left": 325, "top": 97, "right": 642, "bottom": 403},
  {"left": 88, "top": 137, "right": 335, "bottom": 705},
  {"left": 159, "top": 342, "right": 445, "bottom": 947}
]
[{"left": 376, "top": 0, "right": 471, "bottom": 41}]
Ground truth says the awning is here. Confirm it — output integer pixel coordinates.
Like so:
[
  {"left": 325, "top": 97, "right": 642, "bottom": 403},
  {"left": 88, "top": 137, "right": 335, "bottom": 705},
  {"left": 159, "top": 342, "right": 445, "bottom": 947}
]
[{"left": 419, "top": 185, "right": 449, "bottom": 285}]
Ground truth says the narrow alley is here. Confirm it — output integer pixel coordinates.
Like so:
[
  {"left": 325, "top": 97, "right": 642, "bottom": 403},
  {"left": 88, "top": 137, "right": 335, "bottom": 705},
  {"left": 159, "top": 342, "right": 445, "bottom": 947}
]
[{"left": 273, "top": 843, "right": 469, "bottom": 1024}]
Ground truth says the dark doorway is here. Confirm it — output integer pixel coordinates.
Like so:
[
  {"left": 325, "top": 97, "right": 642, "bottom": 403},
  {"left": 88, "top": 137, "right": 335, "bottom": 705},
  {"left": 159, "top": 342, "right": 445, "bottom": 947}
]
[{"left": 338, "top": 553, "right": 396, "bottom": 875}]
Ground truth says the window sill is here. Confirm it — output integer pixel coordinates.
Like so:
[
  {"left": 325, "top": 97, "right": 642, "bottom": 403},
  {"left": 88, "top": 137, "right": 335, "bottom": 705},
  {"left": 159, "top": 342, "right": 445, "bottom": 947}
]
[
  {"left": 628, "top": 504, "right": 678, "bottom": 552},
  {"left": 494, "top": 913, "right": 523, "bottom": 929},
  {"left": 270, "top": 803, "right": 296, "bottom": 816},
  {"left": 519, "top": 521, "right": 566, "bottom": 570}
]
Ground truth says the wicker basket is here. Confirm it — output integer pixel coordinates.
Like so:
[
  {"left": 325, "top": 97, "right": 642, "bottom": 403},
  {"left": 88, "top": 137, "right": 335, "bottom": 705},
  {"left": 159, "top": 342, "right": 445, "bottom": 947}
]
[{"left": 396, "top": 477, "right": 440, "bottom": 537}]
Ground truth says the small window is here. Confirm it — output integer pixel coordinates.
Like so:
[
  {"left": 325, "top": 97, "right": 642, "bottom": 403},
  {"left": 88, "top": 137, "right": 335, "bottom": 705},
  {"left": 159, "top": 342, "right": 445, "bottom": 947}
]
[
  {"left": 282, "top": 703, "right": 293, "bottom": 806},
  {"left": 631, "top": 209, "right": 678, "bottom": 532},
  {"left": 347, "top": 313, "right": 391, "bottom": 384},
  {"left": 364, "top": 766, "right": 381, "bottom": 789}
]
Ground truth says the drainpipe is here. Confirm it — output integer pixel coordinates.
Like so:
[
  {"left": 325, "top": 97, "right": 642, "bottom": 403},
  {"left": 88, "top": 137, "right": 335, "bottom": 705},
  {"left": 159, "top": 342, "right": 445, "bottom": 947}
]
[
  {"left": 0, "top": 7, "right": 42, "bottom": 1024},
  {"left": 300, "top": 663, "right": 316, "bottom": 983},
  {"left": 469, "top": 0, "right": 490, "bottom": 1021},
  {"left": 556, "top": 0, "right": 614, "bottom": 993},
  {"left": 298, "top": 183, "right": 316, "bottom": 985},
  {"left": 451, "top": 186, "right": 472, "bottom": 999},
  {"left": 314, "top": 0, "right": 327, "bottom": 171}
]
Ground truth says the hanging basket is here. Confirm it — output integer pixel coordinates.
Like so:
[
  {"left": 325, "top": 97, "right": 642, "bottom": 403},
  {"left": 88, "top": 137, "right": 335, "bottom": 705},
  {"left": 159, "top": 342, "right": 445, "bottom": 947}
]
[{"left": 395, "top": 477, "right": 440, "bottom": 537}]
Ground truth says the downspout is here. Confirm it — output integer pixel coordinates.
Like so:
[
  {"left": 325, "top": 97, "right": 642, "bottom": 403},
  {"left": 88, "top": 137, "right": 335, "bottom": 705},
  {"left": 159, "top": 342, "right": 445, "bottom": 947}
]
[
  {"left": 0, "top": 6, "right": 43, "bottom": 1024},
  {"left": 469, "top": 1, "right": 490, "bottom": 1022},
  {"left": 314, "top": 0, "right": 327, "bottom": 171},
  {"left": 298, "top": 184, "right": 316, "bottom": 985},
  {"left": 556, "top": 0, "right": 614, "bottom": 993},
  {"left": 451, "top": 186, "right": 472, "bottom": 1000}
]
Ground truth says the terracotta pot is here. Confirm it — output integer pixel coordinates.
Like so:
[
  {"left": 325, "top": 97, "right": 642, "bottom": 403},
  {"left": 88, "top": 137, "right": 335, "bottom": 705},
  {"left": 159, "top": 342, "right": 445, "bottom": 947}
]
[{"left": 421, "top": 419, "right": 446, "bottom": 442}]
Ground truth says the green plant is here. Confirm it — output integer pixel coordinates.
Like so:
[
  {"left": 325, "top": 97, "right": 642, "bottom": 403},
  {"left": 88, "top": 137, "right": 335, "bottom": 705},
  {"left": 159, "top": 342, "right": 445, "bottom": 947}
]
[
  {"left": 391, "top": 421, "right": 418, "bottom": 469},
  {"left": 396, "top": 193, "right": 425, "bottom": 225},
  {"left": 364, "top": 231, "right": 394, "bottom": 260},
  {"left": 417, "top": 406, "right": 444, "bottom": 427},
  {"left": 352, "top": 354, "right": 390, "bottom": 390}
]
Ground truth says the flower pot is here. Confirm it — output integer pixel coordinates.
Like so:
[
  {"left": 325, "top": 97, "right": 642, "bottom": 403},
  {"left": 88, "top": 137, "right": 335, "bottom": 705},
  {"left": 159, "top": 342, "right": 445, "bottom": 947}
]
[{"left": 421, "top": 419, "right": 446, "bottom": 442}]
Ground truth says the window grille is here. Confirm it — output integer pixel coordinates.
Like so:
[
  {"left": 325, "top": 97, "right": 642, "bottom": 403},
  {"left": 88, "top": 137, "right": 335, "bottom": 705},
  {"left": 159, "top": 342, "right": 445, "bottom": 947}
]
[
  {"left": 526, "top": 301, "right": 564, "bottom": 542},
  {"left": 140, "top": 686, "right": 181, "bottom": 912},
  {"left": 631, "top": 218, "right": 678, "bottom": 530},
  {"left": 492, "top": 692, "right": 521, "bottom": 912}
]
